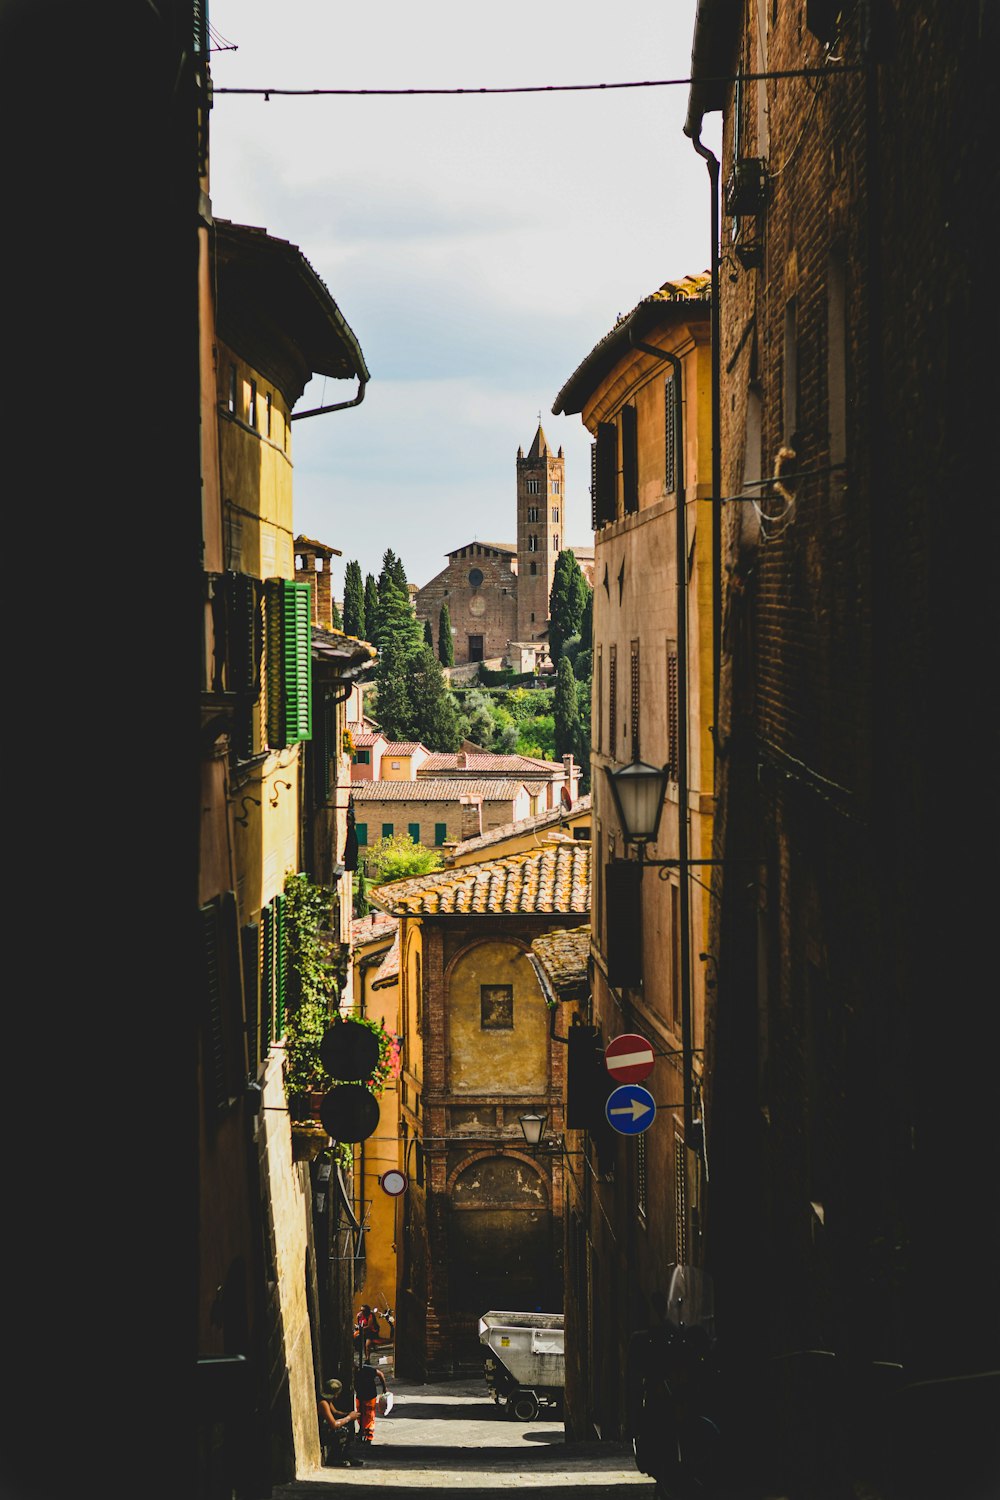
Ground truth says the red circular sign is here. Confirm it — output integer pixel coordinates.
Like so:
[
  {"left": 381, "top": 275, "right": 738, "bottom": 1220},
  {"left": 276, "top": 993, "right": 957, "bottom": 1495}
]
[
  {"left": 605, "top": 1032, "right": 655, "bottom": 1083},
  {"left": 380, "top": 1170, "right": 408, "bottom": 1197}
]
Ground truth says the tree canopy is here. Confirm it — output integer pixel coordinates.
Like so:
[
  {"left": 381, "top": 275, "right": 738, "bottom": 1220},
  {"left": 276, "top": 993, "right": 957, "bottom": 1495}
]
[
  {"left": 553, "top": 656, "right": 579, "bottom": 760},
  {"left": 364, "top": 573, "right": 379, "bottom": 646},
  {"left": 438, "top": 601, "right": 455, "bottom": 666},
  {"left": 548, "top": 550, "right": 590, "bottom": 663},
  {"left": 363, "top": 833, "right": 443, "bottom": 887},
  {"left": 343, "top": 560, "right": 365, "bottom": 638},
  {"left": 408, "top": 644, "right": 463, "bottom": 750}
]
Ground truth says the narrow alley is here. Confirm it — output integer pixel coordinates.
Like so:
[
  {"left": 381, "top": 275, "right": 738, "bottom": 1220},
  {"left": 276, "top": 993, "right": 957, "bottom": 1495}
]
[{"left": 273, "top": 1376, "right": 655, "bottom": 1499}]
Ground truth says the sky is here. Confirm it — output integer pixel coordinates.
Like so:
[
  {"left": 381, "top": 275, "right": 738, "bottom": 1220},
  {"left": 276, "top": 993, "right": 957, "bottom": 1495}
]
[{"left": 205, "top": 0, "right": 719, "bottom": 597}]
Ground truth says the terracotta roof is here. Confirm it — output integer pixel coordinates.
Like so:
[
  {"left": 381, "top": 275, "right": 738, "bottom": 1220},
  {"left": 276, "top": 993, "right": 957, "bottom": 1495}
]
[
  {"left": 372, "top": 929, "right": 401, "bottom": 986},
  {"left": 552, "top": 271, "right": 712, "bottom": 417},
  {"left": 420, "top": 752, "right": 570, "bottom": 776},
  {"left": 448, "top": 795, "right": 592, "bottom": 859},
  {"left": 350, "top": 730, "right": 384, "bottom": 747},
  {"left": 528, "top": 925, "right": 592, "bottom": 1003},
  {"left": 351, "top": 912, "right": 398, "bottom": 946},
  {"left": 445, "top": 540, "right": 516, "bottom": 558},
  {"left": 350, "top": 778, "right": 542, "bottom": 803},
  {"left": 380, "top": 742, "right": 425, "bottom": 756},
  {"left": 295, "top": 534, "right": 342, "bottom": 557},
  {"left": 370, "top": 841, "right": 591, "bottom": 917},
  {"left": 312, "top": 628, "right": 376, "bottom": 672}
]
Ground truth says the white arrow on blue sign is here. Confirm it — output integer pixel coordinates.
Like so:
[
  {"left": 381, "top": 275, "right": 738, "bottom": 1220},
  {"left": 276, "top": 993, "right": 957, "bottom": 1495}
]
[{"left": 605, "top": 1083, "right": 656, "bottom": 1135}]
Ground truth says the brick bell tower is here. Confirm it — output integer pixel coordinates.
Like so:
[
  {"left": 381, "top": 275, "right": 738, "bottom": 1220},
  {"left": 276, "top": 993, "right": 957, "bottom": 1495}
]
[{"left": 516, "top": 421, "right": 564, "bottom": 644}]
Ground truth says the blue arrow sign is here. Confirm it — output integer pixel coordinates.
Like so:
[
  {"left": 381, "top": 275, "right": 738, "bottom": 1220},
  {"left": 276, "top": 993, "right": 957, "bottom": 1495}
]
[{"left": 605, "top": 1083, "right": 656, "bottom": 1136}]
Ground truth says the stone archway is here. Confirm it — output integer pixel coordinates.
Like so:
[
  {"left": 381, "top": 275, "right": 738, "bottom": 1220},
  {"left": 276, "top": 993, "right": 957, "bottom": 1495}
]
[{"left": 446, "top": 1154, "right": 560, "bottom": 1321}]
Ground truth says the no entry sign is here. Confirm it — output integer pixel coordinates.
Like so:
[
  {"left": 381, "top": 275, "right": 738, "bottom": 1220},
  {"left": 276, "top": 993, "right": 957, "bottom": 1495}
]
[{"left": 605, "top": 1032, "right": 655, "bottom": 1084}]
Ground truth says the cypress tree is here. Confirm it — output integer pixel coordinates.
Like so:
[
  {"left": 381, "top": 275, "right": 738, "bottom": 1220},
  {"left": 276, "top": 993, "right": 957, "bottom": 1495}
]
[
  {"left": 423, "top": 619, "right": 434, "bottom": 648},
  {"left": 364, "top": 573, "right": 379, "bottom": 646},
  {"left": 438, "top": 601, "right": 455, "bottom": 665},
  {"left": 409, "top": 644, "right": 463, "bottom": 751},
  {"left": 553, "top": 655, "right": 579, "bottom": 760},
  {"left": 331, "top": 597, "right": 343, "bottom": 630},
  {"left": 343, "top": 560, "right": 365, "bottom": 638},
  {"left": 372, "top": 581, "right": 424, "bottom": 738},
  {"left": 549, "top": 550, "right": 588, "bottom": 663}
]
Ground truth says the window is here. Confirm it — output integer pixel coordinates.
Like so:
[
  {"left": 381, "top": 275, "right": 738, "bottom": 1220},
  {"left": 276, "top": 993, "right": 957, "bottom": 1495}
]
[
  {"left": 390, "top": 761, "right": 400, "bottom": 771},
  {"left": 551, "top": 506, "right": 559, "bottom": 522},
  {"left": 664, "top": 375, "right": 677, "bottom": 495},
  {"left": 595, "top": 421, "right": 618, "bottom": 526},
  {"left": 622, "top": 404, "right": 638, "bottom": 514},
  {"left": 527, "top": 506, "right": 539, "bottom": 522},
  {"left": 356, "top": 823, "right": 368, "bottom": 846},
  {"left": 227, "top": 364, "right": 237, "bottom": 414},
  {"left": 266, "top": 391, "right": 272, "bottom": 437},
  {"left": 528, "top": 535, "right": 538, "bottom": 552},
  {"left": 480, "top": 984, "right": 513, "bottom": 1029},
  {"left": 666, "top": 644, "right": 679, "bottom": 780},
  {"left": 551, "top": 480, "right": 561, "bottom": 495},
  {"left": 596, "top": 648, "right": 603, "bottom": 753},
  {"left": 674, "top": 1137, "right": 688, "bottom": 1263},
  {"left": 434, "top": 823, "right": 447, "bottom": 846},
  {"left": 630, "top": 639, "right": 640, "bottom": 760},
  {"left": 354, "top": 748, "right": 371, "bottom": 765},
  {"left": 265, "top": 580, "right": 312, "bottom": 748},
  {"left": 529, "top": 562, "right": 537, "bottom": 575},
  {"left": 468, "top": 635, "right": 484, "bottom": 661},
  {"left": 382, "top": 823, "right": 394, "bottom": 839},
  {"left": 468, "top": 567, "right": 484, "bottom": 587},
  {"left": 609, "top": 645, "right": 618, "bottom": 757},
  {"left": 248, "top": 379, "right": 257, "bottom": 428},
  {"left": 526, "top": 478, "right": 540, "bottom": 494},
  {"left": 200, "top": 892, "right": 243, "bottom": 1116},
  {"left": 224, "top": 570, "right": 263, "bottom": 761},
  {"left": 553, "top": 535, "right": 559, "bottom": 552},
  {"left": 408, "top": 823, "right": 420, "bottom": 843}
]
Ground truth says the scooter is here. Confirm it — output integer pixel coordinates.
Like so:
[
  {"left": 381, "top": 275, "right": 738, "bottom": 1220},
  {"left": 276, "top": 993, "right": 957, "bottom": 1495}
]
[{"left": 627, "top": 1266, "right": 724, "bottom": 1500}]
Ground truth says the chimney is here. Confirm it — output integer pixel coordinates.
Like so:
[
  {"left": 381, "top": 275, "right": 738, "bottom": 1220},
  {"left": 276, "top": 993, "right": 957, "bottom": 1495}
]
[
  {"left": 459, "top": 797, "right": 483, "bottom": 840},
  {"left": 315, "top": 555, "right": 332, "bottom": 629},
  {"left": 457, "top": 752, "right": 467, "bottom": 769}
]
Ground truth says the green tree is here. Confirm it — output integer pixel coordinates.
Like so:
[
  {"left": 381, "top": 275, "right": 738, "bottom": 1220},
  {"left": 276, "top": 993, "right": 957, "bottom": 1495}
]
[
  {"left": 364, "top": 573, "right": 379, "bottom": 645},
  {"left": 553, "top": 656, "right": 579, "bottom": 760},
  {"left": 548, "top": 550, "right": 589, "bottom": 663},
  {"left": 331, "top": 596, "right": 343, "bottom": 630},
  {"left": 364, "top": 833, "right": 443, "bottom": 887},
  {"left": 343, "top": 559, "right": 365, "bottom": 638},
  {"left": 458, "top": 689, "right": 495, "bottom": 748},
  {"left": 372, "top": 581, "right": 424, "bottom": 738},
  {"left": 423, "top": 618, "right": 434, "bottom": 648},
  {"left": 354, "top": 866, "right": 371, "bottom": 917},
  {"left": 409, "top": 644, "right": 463, "bottom": 750},
  {"left": 516, "top": 713, "right": 555, "bottom": 759},
  {"left": 438, "top": 601, "right": 455, "bottom": 666},
  {"left": 579, "top": 587, "right": 593, "bottom": 651}
]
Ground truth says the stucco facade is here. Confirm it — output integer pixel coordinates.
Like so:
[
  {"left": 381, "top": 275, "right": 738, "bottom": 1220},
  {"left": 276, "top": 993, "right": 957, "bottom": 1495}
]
[{"left": 370, "top": 841, "right": 591, "bottom": 1378}]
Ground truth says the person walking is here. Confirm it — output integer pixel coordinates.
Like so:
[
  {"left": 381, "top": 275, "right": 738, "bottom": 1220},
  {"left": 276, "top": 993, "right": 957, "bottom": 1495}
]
[
  {"left": 353, "top": 1356, "right": 388, "bottom": 1446},
  {"left": 353, "top": 1304, "right": 381, "bottom": 1363},
  {"left": 318, "top": 1378, "right": 362, "bottom": 1467}
]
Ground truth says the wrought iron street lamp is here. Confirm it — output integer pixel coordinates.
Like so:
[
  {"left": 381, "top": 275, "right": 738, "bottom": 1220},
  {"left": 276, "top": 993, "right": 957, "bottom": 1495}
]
[
  {"left": 518, "top": 1111, "right": 547, "bottom": 1147},
  {"left": 604, "top": 758, "right": 671, "bottom": 848}
]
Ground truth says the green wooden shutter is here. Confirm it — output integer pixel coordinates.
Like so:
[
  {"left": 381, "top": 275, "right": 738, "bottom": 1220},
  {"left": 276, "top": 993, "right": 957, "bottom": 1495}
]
[
  {"left": 273, "top": 893, "right": 287, "bottom": 1039},
  {"left": 261, "top": 904, "right": 274, "bottom": 1048},
  {"left": 265, "top": 582, "right": 284, "bottom": 748},
  {"left": 408, "top": 823, "right": 420, "bottom": 843},
  {"left": 435, "top": 823, "right": 447, "bottom": 846},
  {"left": 356, "top": 822, "right": 368, "bottom": 846},
  {"left": 382, "top": 823, "right": 394, "bottom": 839},
  {"left": 313, "top": 689, "right": 333, "bottom": 802},
  {"left": 283, "top": 581, "right": 313, "bottom": 744}
]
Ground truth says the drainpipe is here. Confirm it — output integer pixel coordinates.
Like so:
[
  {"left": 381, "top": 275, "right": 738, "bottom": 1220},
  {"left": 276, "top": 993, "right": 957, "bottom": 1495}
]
[
  {"left": 683, "top": 122, "right": 722, "bottom": 756},
  {"left": 628, "top": 326, "right": 694, "bottom": 1143},
  {"left": 291, "top": 375, "right": 368, "bottom": 422}
]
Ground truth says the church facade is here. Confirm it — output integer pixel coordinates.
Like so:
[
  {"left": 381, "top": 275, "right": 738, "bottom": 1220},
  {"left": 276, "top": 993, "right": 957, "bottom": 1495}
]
[{"left": 414, "top": 424, "right": 591, "bottom": 668}]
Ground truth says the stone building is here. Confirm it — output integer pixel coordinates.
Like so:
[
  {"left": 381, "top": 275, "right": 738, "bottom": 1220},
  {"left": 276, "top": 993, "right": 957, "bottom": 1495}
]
[
  {"left": 413, "top": 424, "right": 594, "bottom": 666},
  {"left": 349, "top": 777, "right": 545, "bottom": 852},
  {"left": 369, "top": 838, "right": 592, "bottom": 1377}
]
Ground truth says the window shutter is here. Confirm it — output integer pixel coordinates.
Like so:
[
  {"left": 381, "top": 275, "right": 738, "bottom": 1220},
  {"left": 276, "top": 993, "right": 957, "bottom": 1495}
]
[
  {"left": 261, "top": 904, "right": 274, "bottom": 1048},
  {"left": 664, "top": 376, "right": 676, "bottom": 495},
  {"left": 674, "top": 1137, "right": 689, "bottom": 1263},
  {"left": 605, "top": 860, "right": 643, "bottom": 987},
  {"left": 313, "top": 690, "right": 333, "bottom": 802},
  {"left": 590, "top": 442, "right": 598, "bottom": 530},
  {"left": 201, "top": 902, "right": 228, "bottom": 1115},
  {"left": 273, "top": 893, "right": 287, "bottom": 1040},
  {"left": 609, "top": 646, "right": 618, "bottom": 758},
  {"left": 666, "top": 646, "right": 679, "bottom": 780},
  {"left": 630, "top": 639, "right": 640, "bottom": 761},
  {"left": 282, "top": 581, "right": 313, "bottom": 744},
  {"left": 595, "top": 422, "right": 617, "bottom": 527},
  {"left": 242, "top": 921, "right": 261, "bottom": 1070},
  {"left": 265, "top": 582, "right": 283, "bottom": 749},
  {"left": 622, "top": 405, "right": 638, "bottom": 515}
]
